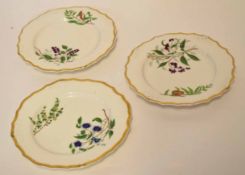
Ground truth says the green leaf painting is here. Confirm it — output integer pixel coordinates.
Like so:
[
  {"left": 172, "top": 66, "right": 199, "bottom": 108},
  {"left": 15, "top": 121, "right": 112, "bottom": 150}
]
[
  {"left": 180, "top": 39, "right": 186, "bottom": 50},
  {"left": 158, "top": 62, "right": 168, "bottom": 68},
  {"left": 92, "top": 117, "right": 103, "bottom": 123},
  {"left": 187, "top": 53, "right": 200, "bottom": 61},
  {"left": 180, "top": 56, "right": 189, "bottom": 66}
]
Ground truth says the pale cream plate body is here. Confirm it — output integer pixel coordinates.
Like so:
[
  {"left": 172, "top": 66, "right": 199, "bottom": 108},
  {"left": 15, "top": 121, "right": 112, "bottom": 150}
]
[
  {"left": 18, "top": 7, "right": 116, "bottom": 72},
  {"left": 125, "top": 33, "right": 235, "bottom": 106},
  {"left": 11, "top": 79, "right": 130, "bottom": 168}
]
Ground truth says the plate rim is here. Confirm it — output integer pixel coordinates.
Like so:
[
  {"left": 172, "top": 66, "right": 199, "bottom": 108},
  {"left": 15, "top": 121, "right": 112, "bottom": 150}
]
[
  {"left": 10, "top": 78, "right": 131, "bottom": 168},
  {"left": 17, "top": 6, "right": 117, "bottom": 72},
  {"left": 125, "top": 32, "right": 236, "bottom": 106}
]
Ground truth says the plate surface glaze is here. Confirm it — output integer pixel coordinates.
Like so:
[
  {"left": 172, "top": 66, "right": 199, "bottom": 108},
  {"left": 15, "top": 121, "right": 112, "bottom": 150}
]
[
  {"left": 11, "top": 79, "right": 130, "bottom": 168},
  {"left": 125, "top": 33, "right": 235, "bottom": 106},
  {"left": 18, "top": 7, "right": 116, "bottom": 72}
]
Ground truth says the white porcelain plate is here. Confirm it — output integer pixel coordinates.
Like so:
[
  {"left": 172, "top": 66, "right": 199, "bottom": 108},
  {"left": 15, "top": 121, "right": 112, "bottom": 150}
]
[
  {"left": 125, "top": 33, "right": 235, "bottom": 106},
  {"left": 18, "top": 7, "right": 116, "bottom": 72},
  {"left": 11, "top": 79, "right": 130, "bottom": 168}
]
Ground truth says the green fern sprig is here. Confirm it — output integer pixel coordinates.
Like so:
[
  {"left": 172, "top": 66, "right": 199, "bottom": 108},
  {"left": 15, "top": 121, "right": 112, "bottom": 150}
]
[{"left": 29, "top": 98, "right": 64, "bottom": 135}]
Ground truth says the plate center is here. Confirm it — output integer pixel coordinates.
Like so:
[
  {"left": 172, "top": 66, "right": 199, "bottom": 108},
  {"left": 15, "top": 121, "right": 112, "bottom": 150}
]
[
  {"left": 32, "top": 92, "right": 107, "bottom": 155},
  {"left": 143, "top": 50, "right": 216, "bottom": 94}
]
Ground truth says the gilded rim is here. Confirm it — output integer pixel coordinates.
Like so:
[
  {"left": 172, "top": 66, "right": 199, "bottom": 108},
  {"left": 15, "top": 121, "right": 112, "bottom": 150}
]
[
  {"left": 125, "top": 32, "right": 236, "bottom": 106},
  {"left": 11, "top": 78, "right": 131, "bottom": 168},
  {"left": 17, "top": 6, "right": 117, "bottom": 72}
]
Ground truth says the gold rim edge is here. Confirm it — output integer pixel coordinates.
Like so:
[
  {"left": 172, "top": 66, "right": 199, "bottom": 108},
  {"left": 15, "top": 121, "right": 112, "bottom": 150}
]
[
  {"left": 10, "top": 78, "right": 131, "bottom": 168},
  {"left": 125, "top": 32, "right": 236, "bottom": 106},
  {"left": 17, "top": 6, "right": 117, "bottom": 72}
]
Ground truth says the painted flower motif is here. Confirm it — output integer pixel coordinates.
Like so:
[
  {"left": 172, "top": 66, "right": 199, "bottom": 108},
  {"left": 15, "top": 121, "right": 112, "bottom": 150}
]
[
  {"left": 172, "top": 90, "right": 185, "bottom": 96},
  {"left": 168, "top": 62, "right": 189, "bottom": 74},
  {"left": 69, "top": 109, "right": 115, "bottom": 154},
  {"left": 51, "top": 46, "right": 60, "bottom": 54},
  {"left": 163, "top": 84, "right": 213, "bottom": 97},
  {"left": 163, "top": 43, "right": 170, "bottom": 52},
  {"left": 82, "top": 123, "right": 91, "bottom": 129},
  {"left": 74, "top": 141, "right": 82, "bottom": 147},
  {"left": 92, "top": 137, "right": 101, "bottom": 143},
  {"left": 67, "top": 49, "right": 79, "bottom": 56},
  {"left": 170, "top": 62, "right": 177, "bottom": 68},
  {"left": 64, "top": 9, "right": 97, "bottom": 25},
  {"left": 93, "top": 126, "right": 102, "bottom": 132},
  {"left": 147, "top": 38, "right": 200, "bottom": 74},
  {"left": 78, "top": 11, "right": 84, "bottom": 20},
  {"left": 35, "top": 45, "right": 80, "bottom": 64}
]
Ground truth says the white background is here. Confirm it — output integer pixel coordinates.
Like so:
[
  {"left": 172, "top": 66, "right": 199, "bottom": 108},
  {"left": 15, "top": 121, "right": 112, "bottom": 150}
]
[{"left": 1, "top": 0, "right": 245, "bottom": 175}]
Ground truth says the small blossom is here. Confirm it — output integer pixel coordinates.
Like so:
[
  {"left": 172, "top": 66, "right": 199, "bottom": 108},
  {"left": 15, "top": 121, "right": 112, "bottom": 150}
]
[
  {"left": 82, "top": 123, "right": 91, "bottom": 129},
  {"left": 169, "top": 68, "right": 176, "bottom": 74},
  {"left": 74, "top": 141, "right": 82, "bottom": 147},
  {"left": 170, "top": 62, "right": 177, "bottom": 68},
  {"left": 51, "top": 47, "right": 60, "bottom": 54},
  {"left": 164, "top": 43, "right": 170, "bottom": 52},
  {"left": 172, "top": 90, "right": 185, "bottom": 96},
  {"left": 93, "top": 126, "right": 102, "bottom": 132},
  {"left": 178, "top": 69, "right": 185, "bottom": 72},
  {"left": 78, "top": 11, "right": 84, "bottom": 20},
  {"left": 68, "top": 49, "right": 80, "bottom": 56},
  {"left": 92, "top": 137, "right": 101, "bottom": 143}
]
